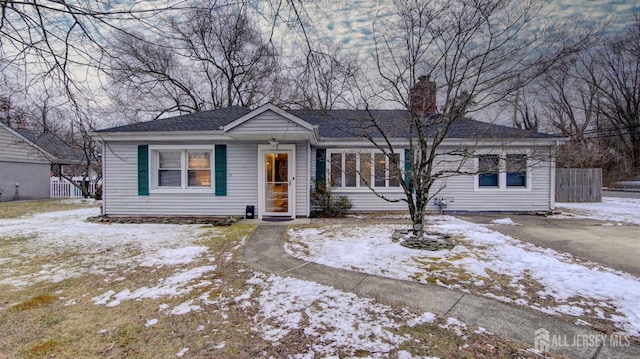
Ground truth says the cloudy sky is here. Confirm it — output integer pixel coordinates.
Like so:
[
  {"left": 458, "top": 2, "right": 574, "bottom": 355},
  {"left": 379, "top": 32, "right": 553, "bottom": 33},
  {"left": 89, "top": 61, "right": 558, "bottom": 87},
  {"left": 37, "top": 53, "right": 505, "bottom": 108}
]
[{"left": 267, "top": 0, "right": 639, "bottom": 62}]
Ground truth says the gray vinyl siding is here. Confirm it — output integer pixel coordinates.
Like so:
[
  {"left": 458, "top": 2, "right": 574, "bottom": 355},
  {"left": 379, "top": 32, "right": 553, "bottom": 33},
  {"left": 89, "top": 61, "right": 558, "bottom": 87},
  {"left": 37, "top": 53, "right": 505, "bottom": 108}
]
[
  {"left": 103, "top": 141, "right": 259, "bottom": 216},
  {"left": 423, "top": 159, "right": 553, "bottom": 212},
  {"left": 0, "top": 161, "right": 50, "bottom": 201},
  {"left": 0, "top": 126, "right": 49, "bottom": 164},
  {"left": 227, "top": 110, "right": 312, "bottom": 137},
  {"left": 295, "top": 141, "right": 309, "bottom": 216},
  {"left": 312, "top": 145, "right": 554, "bottom": 212},
  {"left": 103, "top": 140, "right": 311, "bottom": 217},
  {"left": 0, "top": 126, "right": 50, "bottom": 201}
]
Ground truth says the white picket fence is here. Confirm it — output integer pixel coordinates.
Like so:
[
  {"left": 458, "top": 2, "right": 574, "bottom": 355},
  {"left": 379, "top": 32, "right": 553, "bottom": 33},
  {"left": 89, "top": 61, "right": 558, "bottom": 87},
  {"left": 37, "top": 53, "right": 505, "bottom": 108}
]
[{"left": 50, "top": 177, "right": 97, "bottom": 198}]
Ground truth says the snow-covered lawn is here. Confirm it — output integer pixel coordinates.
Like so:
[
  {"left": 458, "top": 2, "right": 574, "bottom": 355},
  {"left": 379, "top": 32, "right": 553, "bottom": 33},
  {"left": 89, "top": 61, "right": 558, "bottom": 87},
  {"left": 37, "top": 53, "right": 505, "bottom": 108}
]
[
  {"left": 554, "top": 197, "right": 640, "bottom": 225},
  {"left": 0, "top": 202, "right": 541, "bottom": 358},
  {"left": 287, "top": 204, "right": 640, "bottom": 337}
]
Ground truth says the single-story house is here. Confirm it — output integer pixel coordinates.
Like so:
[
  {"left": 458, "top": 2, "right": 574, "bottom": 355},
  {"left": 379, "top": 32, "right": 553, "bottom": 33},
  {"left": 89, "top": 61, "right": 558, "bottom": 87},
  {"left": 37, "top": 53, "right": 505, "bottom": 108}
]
[
  {"left": 0, "top": 122, "right": 53, "bottom": 201},
  {"left": 95, "top": 99, "right": 563, "bottom": 219}
]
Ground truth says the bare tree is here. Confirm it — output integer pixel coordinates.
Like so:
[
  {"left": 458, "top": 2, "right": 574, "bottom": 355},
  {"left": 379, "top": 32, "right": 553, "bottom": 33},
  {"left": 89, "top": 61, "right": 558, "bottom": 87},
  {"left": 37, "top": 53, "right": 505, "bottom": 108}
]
[
  {"left": 350, "top": 0, "right": 598, "bottom": 234},
  {"left": 515, "top": 17, "right": 639, "bottom": 176},
  {"left": 287, "top": 42, "right": 360, "bottom": 110},
  {"left": 108, "top": 2, "right": 281, "bottom": 120},
  {"left": 589, "top": 17, "right": 640, "bottom": 175},
  {"left": 0, "top": 1, "right": 192, "bottom": 96},
  {"left": 107, "top": 31, "right": 206, "bottom": 119},
  {"left": 174, "top": 4, "right": 281, "bottom": 108}
]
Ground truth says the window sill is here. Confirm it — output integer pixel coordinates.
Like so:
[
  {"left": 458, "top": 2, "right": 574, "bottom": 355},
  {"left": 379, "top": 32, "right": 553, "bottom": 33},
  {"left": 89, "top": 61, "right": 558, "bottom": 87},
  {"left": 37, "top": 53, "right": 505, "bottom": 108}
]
[
  {"left": 475, "top": 186, "right": 531, "bottom": 191},
  {"left": 331, "top": 187, "right": 404, "bottom": 192},
  {"left": 150, "top": 188, "right": 213, "bottom": 194}
]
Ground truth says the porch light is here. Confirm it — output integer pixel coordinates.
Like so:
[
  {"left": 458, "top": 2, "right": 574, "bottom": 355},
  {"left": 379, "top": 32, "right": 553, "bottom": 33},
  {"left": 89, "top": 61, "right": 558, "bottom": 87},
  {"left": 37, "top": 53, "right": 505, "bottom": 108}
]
[{"left": 269, "top": 139, "right": 279, "bottom": 149}]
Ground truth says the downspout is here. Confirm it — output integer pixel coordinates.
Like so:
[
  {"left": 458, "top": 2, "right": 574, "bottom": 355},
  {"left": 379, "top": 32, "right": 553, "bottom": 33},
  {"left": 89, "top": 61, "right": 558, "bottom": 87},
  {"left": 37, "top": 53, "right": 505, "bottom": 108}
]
[
  {"left": 101, "top": 142, "right": 106, "bottom": 216},
  {"left": 549, "top": 141, "right": 558, "bottom": 211}
]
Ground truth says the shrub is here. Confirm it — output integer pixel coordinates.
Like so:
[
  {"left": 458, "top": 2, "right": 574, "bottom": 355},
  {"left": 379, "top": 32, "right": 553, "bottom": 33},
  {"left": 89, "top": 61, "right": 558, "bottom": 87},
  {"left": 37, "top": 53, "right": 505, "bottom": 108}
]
[{"left": 311, "top": 179, "right": 352, "bottom": 217}]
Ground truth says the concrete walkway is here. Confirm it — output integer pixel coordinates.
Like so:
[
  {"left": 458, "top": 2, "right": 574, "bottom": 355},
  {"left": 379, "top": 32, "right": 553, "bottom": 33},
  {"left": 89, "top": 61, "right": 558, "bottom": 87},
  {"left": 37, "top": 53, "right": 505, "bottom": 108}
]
[{"left": 243, "top": 225, "right": 639, "bottom": 359}]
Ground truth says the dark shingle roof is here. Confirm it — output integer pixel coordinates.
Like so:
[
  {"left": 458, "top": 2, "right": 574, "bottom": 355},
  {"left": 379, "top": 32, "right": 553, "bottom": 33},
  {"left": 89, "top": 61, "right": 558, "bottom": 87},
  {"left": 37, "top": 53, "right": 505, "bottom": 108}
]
[
  {"left": 16, "top": 130, "right": 85, "bottom": 163},
  {"left": 292, "top": 109, "right": 557, "bottom": 139},
  {"left": 97, "top": 106, "right": 251, "bottom": 133},
  {"left": 97, "top": 106, "right": 558, "bottom": 140}
]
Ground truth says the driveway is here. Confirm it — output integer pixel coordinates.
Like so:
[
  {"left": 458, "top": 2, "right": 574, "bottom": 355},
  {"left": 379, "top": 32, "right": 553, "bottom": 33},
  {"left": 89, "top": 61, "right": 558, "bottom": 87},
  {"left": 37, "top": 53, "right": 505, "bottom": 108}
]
[
  {"left": 458, "top": 214, "right": 640, "bottom": 277},
  {"left": 602, "top": 189, "right": 640, "bottom": 199}
]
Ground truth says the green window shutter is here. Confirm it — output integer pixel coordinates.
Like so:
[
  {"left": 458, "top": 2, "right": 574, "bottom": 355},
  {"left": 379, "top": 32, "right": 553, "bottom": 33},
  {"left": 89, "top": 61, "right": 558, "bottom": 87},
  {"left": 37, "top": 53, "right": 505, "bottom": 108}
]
[
  {"left": 138, "top": 145, "right": 149, "bottom": 196},
  {"left": 215, "top": 145, "right": 227, "bottom": 196},
  {"left": 316, "top": 149, "right": 326, "bottom": 184},
  {"left": 404, "top": 148, "right": 413, "bottom": 190}
]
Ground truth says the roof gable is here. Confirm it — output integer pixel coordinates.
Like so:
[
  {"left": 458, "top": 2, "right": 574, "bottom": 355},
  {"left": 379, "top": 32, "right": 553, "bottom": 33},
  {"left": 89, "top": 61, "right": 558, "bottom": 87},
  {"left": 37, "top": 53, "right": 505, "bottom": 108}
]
[
  {"left": 223, "top": 104, "right": 315, "bottom": 133},
  {"left": 0, "top": 122, "right": 53, "bottom": 163}
]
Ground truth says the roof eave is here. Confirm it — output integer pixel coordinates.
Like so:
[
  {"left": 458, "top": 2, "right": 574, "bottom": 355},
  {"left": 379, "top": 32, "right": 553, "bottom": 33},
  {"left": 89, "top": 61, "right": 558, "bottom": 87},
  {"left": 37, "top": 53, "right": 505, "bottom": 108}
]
[
  {"left": 317, "top": 136, "right": 565, "bottom": 147},
  {"left": 92, "top": 130, "right": 228, "bottom": 142}
]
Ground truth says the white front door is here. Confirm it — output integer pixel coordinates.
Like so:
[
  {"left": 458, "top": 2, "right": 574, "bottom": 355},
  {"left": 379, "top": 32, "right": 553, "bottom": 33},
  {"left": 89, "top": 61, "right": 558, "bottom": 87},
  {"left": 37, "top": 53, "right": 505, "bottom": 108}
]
[{"left": 258, "top": 144, "right": 295, "bottom": 218}]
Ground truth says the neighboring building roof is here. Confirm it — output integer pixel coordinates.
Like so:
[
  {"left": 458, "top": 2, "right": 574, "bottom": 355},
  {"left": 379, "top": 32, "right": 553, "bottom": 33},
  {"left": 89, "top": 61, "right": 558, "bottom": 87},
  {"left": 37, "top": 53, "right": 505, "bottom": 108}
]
[
  {"left": 15, "top": 130, "right": 85, "bottom": 164},
  {"left": 96, "top": 105, "right": 559, "bottom": 140},
  {"left": 0, "top": 122, "right": 52, "bottom": 164}
]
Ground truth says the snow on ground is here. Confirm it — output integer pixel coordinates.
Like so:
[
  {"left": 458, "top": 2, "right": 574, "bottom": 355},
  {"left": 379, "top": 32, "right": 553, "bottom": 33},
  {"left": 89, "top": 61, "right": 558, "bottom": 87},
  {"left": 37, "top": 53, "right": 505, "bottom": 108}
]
[
  {"left": 0, "top": 208, "right": 219, "bottom": 288},
  {"left": 554, "top": 197, "right": 640, "bottom": 225},
  {"left": 286, "top": 214, "right": 640, "bottom": 336},
  {"left": 0, "top": 206, "right": 451, "bottom": 357},
  {"left": 490, "top": 218, "right": 519, "bottom": 226},
  {"left": 236, "top": 272, "right": 439, "bottom": 358}
]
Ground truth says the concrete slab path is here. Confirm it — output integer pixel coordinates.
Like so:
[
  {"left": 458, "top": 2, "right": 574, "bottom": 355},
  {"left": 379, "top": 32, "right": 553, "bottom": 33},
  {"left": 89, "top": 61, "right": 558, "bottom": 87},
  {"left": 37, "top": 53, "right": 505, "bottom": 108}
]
[{"left": 243, "top": 225, "right": 640, "bottom": 359}]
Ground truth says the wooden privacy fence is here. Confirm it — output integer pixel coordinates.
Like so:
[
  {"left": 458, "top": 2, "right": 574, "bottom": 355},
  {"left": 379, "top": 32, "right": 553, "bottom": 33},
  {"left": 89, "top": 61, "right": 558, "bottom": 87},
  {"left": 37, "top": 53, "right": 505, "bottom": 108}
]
[
  {"left": 50, "top": 178, "right": 97, "bottom": 198},
  {"left": 555, "top": 168, "right": 602, "bottom": 202}
]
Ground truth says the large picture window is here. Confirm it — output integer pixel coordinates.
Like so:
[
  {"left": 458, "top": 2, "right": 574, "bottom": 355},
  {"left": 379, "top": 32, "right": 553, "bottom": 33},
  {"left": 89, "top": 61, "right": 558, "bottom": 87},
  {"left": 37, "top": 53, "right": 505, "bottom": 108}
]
[
  {"left": 152, "top": 148, "right": 213, "bottom": 191},
  {"left": 328, "top": 151, "right": 402, "bottom": 189}
]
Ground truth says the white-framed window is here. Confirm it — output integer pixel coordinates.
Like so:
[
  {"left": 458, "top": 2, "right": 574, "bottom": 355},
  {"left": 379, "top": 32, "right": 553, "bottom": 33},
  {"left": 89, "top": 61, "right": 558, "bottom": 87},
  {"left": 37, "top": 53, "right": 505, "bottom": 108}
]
[
  {"left": 478, "top": 154, "right": 500, "bottom": 187},
  {"left": 328, "top": 150, "right": 403, "bottom": 189},
  {"left": 151, "top": 146, "right": 213, "bottom": 192},
  {"left": 475, "top": 152, "right": 530, "bottom": 190},
  {"left": 506, "top": 154, "right": 527, "bottom": 187}
]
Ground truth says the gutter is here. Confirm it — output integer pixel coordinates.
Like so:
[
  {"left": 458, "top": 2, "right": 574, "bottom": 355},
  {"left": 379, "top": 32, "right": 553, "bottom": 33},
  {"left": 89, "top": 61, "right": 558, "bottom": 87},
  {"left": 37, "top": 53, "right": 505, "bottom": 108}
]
[{"left": 91, "top": 131, "right": 230, "bottom": 142}]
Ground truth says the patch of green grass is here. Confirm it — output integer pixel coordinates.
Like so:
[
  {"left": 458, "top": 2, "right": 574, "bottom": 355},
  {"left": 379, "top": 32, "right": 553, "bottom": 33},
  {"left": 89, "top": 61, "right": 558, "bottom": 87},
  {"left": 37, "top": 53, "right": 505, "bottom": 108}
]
[
  {"left": 9, "top": 294, "right": 58, "bottom": 312},
  {"left": 0, "top": 199, "right": 98, "bottom": 219}
]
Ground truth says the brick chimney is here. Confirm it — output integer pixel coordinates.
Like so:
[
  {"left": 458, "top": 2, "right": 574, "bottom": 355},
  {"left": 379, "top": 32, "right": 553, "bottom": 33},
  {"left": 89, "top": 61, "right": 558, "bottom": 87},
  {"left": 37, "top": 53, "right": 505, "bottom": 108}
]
[{"left": 410, "top": 75, "right": 437, "bottom": 116}]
